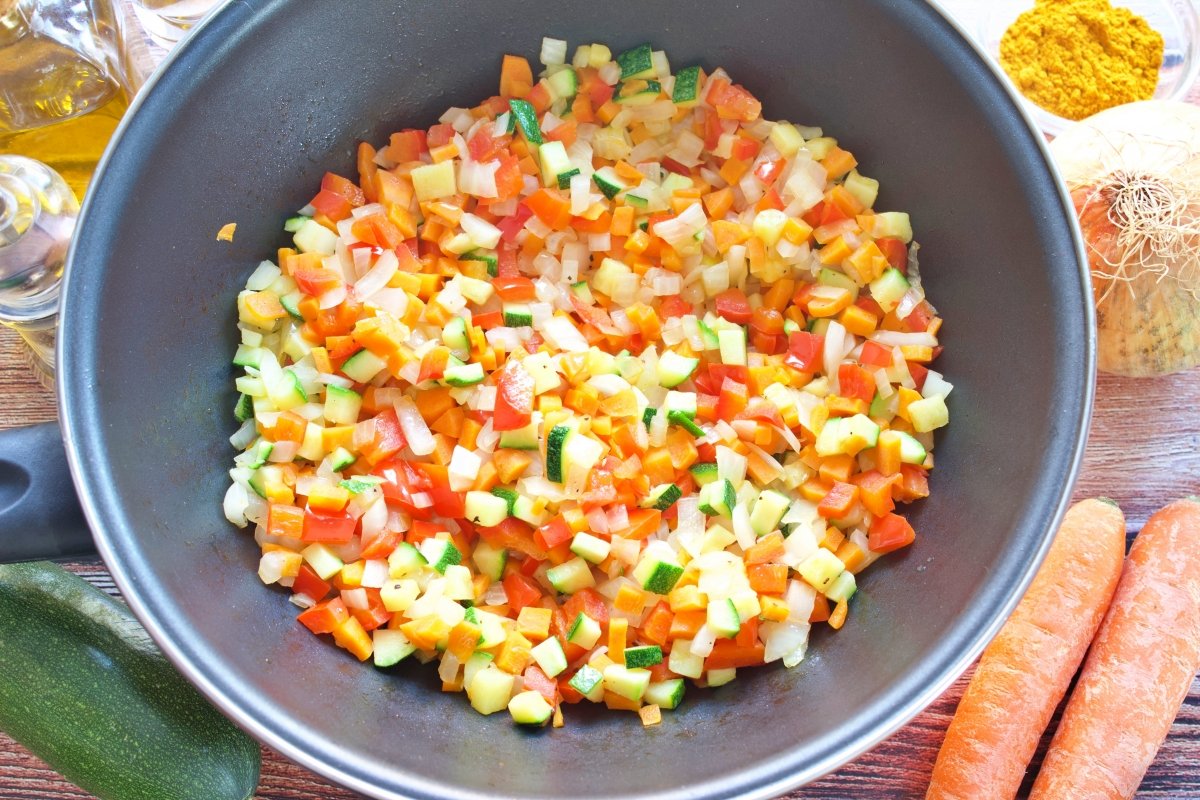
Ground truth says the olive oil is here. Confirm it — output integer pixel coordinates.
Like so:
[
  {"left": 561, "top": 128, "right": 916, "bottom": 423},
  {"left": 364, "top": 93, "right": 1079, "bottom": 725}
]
[{"left": 0, "top": 0, "right": 129, "bottom": 198}]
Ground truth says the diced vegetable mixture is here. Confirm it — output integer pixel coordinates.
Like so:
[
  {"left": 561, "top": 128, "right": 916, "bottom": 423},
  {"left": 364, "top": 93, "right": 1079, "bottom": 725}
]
[{"left": 225, "top": 38, "right": 949, "bottom": 727}]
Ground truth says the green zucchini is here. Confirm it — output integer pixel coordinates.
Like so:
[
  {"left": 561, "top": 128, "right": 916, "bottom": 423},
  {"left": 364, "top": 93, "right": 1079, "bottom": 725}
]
[{"left": 0, "top": 562, "right": 260, "bottom": 800}]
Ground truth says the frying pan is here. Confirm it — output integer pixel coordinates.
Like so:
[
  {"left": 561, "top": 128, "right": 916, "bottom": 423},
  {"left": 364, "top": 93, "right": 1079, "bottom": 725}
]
[{"left": 0, "top": 1, "right": 1092, "bottom": 797}]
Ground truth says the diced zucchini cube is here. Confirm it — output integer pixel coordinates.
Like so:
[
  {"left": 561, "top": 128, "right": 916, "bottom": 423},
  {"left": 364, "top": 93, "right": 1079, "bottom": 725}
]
[
  {"left": 568, "top": 664, "right": 606, "bottom": 701},
  {"left": 603, "top": 664, "right": 651, "bottom": 702},
  {"left": 546, "top": 557, "right": 596, "bottom": 594},
  {"left": 419, "top": 538, "right": 462, "bottom": 575},
  {"left": 566, "top": 612, "right": 602, "bottom": 649},
  {"left": 570, "top": 532, "right": 611, "bottom": 564},
  {"left": 508, "top": 690, "right": 553, "bottom": 725},
  {"left": 467, "top": 666, "right": 515, "bottom": 715},
  {"left": 644, "top": 678, "right": 685, "bottom": 710},
  {"left": 797, "top": 549, "right": 846, "bottom": 593},
  {"left": 706, "top": 598, "right": 742, "bottom": 638},
  {"left": 530, "top": 636, "right": 568, "bottom": 678},
  {"left": 623, "top": 645, "right": 663, "bottom": 669}
]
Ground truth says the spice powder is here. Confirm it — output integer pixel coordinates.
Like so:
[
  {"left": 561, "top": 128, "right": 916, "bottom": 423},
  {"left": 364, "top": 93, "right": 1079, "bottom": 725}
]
[{"left": 1000, "top": 0, "right": 1164, "bottom": 121}]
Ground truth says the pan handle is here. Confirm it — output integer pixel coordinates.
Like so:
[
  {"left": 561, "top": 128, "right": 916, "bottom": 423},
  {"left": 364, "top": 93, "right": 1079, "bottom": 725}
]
[{"left": 0, "top": 422, "right": 94, "bottom": 562}]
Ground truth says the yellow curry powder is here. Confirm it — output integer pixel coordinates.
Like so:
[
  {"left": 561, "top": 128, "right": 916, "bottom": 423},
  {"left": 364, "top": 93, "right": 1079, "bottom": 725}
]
[{"left": 999, "top": 0, "right": 1164, "bottom": 121}]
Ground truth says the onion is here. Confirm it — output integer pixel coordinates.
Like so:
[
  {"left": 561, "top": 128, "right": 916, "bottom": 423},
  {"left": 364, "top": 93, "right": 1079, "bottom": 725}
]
[
  {"left": 393, "top": 396, "right": 435, "bottom": 455},
  {"left": 1051, "top": 100, "right": 1200, "bottom": 376}
]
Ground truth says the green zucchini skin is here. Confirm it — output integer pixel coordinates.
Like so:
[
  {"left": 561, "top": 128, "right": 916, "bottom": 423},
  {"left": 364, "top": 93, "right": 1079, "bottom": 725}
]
[{"left": 0, "top": 562, "right": 260, "bottom": 800}]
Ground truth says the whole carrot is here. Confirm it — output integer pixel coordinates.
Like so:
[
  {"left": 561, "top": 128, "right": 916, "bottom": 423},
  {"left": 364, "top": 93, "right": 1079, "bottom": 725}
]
[
  {"left": 927, "top": 498, "right": 1126, "bottom": 800},
  {"left": 1030, "top": 498, "right": 1200, "bottom": 800}
]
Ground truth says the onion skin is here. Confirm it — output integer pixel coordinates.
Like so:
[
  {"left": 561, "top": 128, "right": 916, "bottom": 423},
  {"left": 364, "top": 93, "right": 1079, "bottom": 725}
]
[
  {"left": 1051, "top": 101, "right": 1200, "bottom": 377},
  {"left": 1095, "top": 276, "right": 1200, "bottom": 376}
]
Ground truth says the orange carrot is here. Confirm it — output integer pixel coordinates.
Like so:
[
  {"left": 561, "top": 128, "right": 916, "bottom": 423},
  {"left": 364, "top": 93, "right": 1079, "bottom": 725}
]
[
  {"left": 927, "top": 498, "right": 1126, "bottom": 800},
  {"left": 1029, "top": 498, "right": 1200, "bottom": 800}
]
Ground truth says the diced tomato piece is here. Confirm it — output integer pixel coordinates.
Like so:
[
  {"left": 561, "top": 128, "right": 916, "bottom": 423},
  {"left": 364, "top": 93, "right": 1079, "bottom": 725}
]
[
  {"left": 525, "top": 188, "right": 572, "bottom": 229},
  {"left": 838, "top": 363, "right": 876, "bottom": 403},
  {"left": 468, "top": 127, "right": 509, "bottom": 162},
  {"left": 303, "top": 508, "right": 357, "bottom": 543},
  {"left": 525, "top": 81, "right": 552, "bottom": 114},
  {"left": 709, "top": 80, "right": 762, "bottom": 122},
  {"left": 907, "top": 361, "right": 929, "bottom": 391},
  {"left": 895, "top": 464, "right": 930, "bottom": 502},
  {"left": 523, "top": 665, "right": 559, "bottom": 704},
  {"left": 704, "top": 639, "right": 765, "bottom": 670},
  {"left": 658, "top": 295, "right": 693, "bottom": 318},
  {"left": 707, "top": 364, "right": 749, "bottom": 387},
  {"left": 497, "top": 202, "right": 532, "bottom": 242},
  {"left": 578, "top": 67, "right": 615, "bottom": 107},
  {"left": 735, "top": 615, "right": 759, "bottom": 648},
  {"left": 495, "top": 245, "right": 520, "bottom": 278},
  {"left": 350, "top": 604, "right": 391, "bottom": 633},
  {"left": 409, "top": 462, "right": 467, "bottom": 518},
  {"left": 387, "top": 129, "right": 427, "bottom": 162},
  {"left": 503, "top": 573, "right": 543, "bottom": 613},
  {"left": 427, "top": 123, "right": 455, "bottom": 148},
  {"left": 716, "top": 378, "right": 749, "bottom": 421},
  {"left": 360, "top": 409, "right": 407, "bottom": 465},
  {"left": 493, "top": 359, "right": 535, "bottom": 431},
  {"left": 359, "top": 529, "right": 402, "bottom": 561},
  {"left": 730, "top": 136, "right": 761, "bottom": 161},
  {"left": 406, "top": 519, "right": 441, "bottom": 545},
  {"left": 753, "top": 158, "right": 785, "bottom": 186},
  {"left": 561, "top": 587, "right": 610, "bottom": 628},
  {"left": 292, "top": 564, "right": 332, "bottom": 602},
  {"left": 297, "top": 598, "right": 349, "bottom": 634},
  {"left": 750, "top": 307, "right": 785, "bottom": 336},
  {"left": 310, "top": 189, "right": 353, "bottom": 222},
  {"left": 703, "top": 108, "right": 723, "bottom": 150},
  {"left": 851, "top": 470, "right": 898, "bottom": 518},
  {"left": 714, "top": 288, "right": 752, "bottom": 324},
  {"left": 819, "top": 201, "right": 851, "bottom": 227},
  {"left": 661, "top": 156, "right": 691, "bottom": 176},
  {"left": 755, "top": 188, "right": 785, "bottom": 213},
  {"left": 859, "top": 340, "right": 894, "bottom": 368},
  {"left": 904, "top": 302, "right": 936, "bottom": 333},
  {"left": 640, "top": 601, "right": 674, "bottom": 646},
  {"left": 472, "top": 310, "right": 503, "bottom": 329},
  {"left": 492, "top": 152, "right": 525, "bottom": 203},
  {"left": 569, "top": 294, "right": 618, "bottom": 334},
  {"left": 418, "top": 347, "right": 451, "bottom": 383},
  {"left": 818, "top": 481, "right": 860, "bottom": 519},
  {"left": 267, "top": 503, "right": 305, "bottom": 539},
  {"left": 747, "top": 563, "right": 788, "bottom": 594},
  {"left": 785, "top": 331, "right": 824, "bottom": 372},
  {"left": 477, "top": 517, "right": 548, "bottom": 560},
  {"left": 493, "top": 275, "right": 537, "bottom": 302},
  {"left": 736, "top": 396, "right": 784, "bottom": 427},
  {"left": 533, "top": 516, "right": 573, "bottom": 550},
  {"left": 876, "top": 237, "right": 907, "bottom": 271},
  {"left": 292, "top": 265, "right": 343, "bottom": 298},
  {"left": 855, "top": 294, "right": 885, "bottom": 318},
  {"left": 868, "top": 512, "right": 916, "bottom": 554},
  {"left": 321, "top": 172, "right": 366, "bottom": 207},
  {"left": 751, "top": 331, "right": 786, "bottom": 355}
]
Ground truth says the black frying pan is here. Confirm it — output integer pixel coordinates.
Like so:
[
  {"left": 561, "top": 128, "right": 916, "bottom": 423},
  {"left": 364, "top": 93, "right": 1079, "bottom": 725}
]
[{"left": 0, "top": 1, "right": 1092, "bottom": 797}]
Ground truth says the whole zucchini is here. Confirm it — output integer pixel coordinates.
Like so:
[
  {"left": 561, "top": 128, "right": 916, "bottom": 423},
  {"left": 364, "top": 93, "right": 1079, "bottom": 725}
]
[{"left": 0, "top": 562, "right": 260, "bottom": 799}]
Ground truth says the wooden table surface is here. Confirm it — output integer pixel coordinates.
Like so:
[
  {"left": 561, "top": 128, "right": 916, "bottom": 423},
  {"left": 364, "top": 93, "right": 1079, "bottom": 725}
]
[{"left": 5, "top": 1, "right": 1200, "bottom": 796}]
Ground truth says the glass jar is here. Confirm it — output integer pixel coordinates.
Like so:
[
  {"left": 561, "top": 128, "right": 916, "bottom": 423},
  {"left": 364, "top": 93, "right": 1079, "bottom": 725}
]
[
  {"left": 0, "top": 155, "right": 78, "bottom": 379},
  {"left": 0, "top": 0, "right": 133, "bottom": 199}
]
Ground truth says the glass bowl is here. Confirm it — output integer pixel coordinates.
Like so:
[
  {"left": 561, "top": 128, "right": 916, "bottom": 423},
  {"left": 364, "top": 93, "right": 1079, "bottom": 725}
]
[{"left": 980, "top": 0, "right": 1200, "bottom": 136}]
